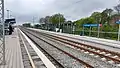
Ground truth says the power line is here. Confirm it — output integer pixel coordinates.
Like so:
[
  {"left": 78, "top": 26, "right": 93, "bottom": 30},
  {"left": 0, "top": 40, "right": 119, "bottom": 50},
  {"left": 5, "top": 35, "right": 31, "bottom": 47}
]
[
  {"left": 62, "top": 0, "right": 86, "bottom": 10},
  {"left": 69, "top": 0, "right": 86, "bottom": 7},
  {"left": 74, "top": 0, "right": 85, "bottom": 4}
]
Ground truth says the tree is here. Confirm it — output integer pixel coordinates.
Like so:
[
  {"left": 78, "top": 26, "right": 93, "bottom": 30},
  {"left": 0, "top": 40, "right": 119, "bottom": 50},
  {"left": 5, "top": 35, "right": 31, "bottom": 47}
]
[
  {"left": 44, "top": 16, "right": 51, "bottom": 24},
  {"left": 101, "top": 11, "right": 108, "bottom": 24},
  {"left": 66, "top": 20, "right": 72, "bottom": 23},
  {"left": 22, "top": 23, "right": 31, "bottom": 27},
  {"left": 101, "top": 8, "right": 113, "bottom": 24},
  {"left": 91, "top": 12, "right": 102, "bottom": 23},
  {"left": 50, "top": 13, "right": 66, "bottom": 24},
  {"left": 74, "top": 17, "right": 95, "bottom": 26},
  {"left": 103, "top": 8, "right": 113, "bottom": 16},
  {"left": 114, "top": 4, "right": 120, "bottom": 14},
  {"left": 39, "top": 18, "right": 45, "bottom": 24},
  {"left": 34, "top": 24, "right": 41, "bottom": 28},
  {"left": 39, "top": 16, "right": 51, "bottom": 24}
]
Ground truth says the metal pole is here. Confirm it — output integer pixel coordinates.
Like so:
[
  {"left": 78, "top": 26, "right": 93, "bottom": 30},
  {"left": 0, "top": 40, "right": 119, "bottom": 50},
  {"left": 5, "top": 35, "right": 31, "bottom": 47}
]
[
  {"left": 48, "top": 18, "right": 50, "bottom": 30},
  {"left": 83, "top": 26, "right": 84, "bottom": 36},
  {"left": 70, "top": 23, "right": 73, "bottom": 34},
  {"left": 10, "top": 15, "right": 12, "bottom": 18},
  {"left": 67, "top": 24, "right": 68, "bottom": 33},
  {"left": 33, "top": 16, "right": 35, "bottom": 28},
  {"left": 98, "top": 25, "right": 100, "bottom": 38},
  {"left": 7, "top": 10, "right": 9, "bottom": 19},
  {"left": 89, "top": 26, "right": 91, "bottom": 36},
  {"left": 2, "top": 0, "right": 5, "bottom": 65},
  {"left": 72, "top": 23, "right": 74, "bottom": 34},
  {"left": 33, "top": 16, "right": 35, "bottom": 24},
  {"left": 59, "top": 16, "right": 60, "bottom": 29},
  {"left": 63, "top": 23, "right": 64, "bottom": 33},
  {"left": 118, "top": 24, "right": 120, "bottom": 41}
]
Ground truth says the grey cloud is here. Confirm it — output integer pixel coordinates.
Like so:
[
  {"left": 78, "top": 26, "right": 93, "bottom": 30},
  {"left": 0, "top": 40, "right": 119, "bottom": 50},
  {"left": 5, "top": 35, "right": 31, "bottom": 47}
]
[{"left": 5, "top": 0, "right": 118, "bottom": 24}]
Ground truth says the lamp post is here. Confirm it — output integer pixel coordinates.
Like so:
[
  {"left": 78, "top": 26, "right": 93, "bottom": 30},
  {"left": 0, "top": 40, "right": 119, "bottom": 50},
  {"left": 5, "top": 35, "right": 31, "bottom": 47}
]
[{"left": 7, "top": 10, "right": 10, "bottom": 19}]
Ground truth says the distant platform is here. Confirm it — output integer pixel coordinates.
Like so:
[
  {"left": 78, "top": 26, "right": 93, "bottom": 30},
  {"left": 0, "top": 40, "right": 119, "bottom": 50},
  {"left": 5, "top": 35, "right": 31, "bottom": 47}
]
[
  {"left": 28, "top": 28, "right": 120, "bottom": 53},
  {"left": 0, "top": 28, "right": 24, "bottom": 68}
]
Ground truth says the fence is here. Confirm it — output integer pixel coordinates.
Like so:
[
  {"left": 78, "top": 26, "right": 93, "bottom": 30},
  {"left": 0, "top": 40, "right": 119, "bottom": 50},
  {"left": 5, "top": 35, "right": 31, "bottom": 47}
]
[
  {"left": 33, "top": 23, "right": 119, "bottom": 41},
  {"left": 75, "top": 30, "right": 118, "bottom": 40}
]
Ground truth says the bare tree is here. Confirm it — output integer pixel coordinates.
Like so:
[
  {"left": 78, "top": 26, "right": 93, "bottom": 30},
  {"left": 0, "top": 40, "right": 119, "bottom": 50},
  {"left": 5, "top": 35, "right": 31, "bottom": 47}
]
[
  {"left": 39, "top": 18, "right": 45, "bottom": 24},
  {"left": 44, "top": 16, "right": 51, "bottom": 24},
  {"left": 114, "top": 4, "right": 120, "bottom": 14}
]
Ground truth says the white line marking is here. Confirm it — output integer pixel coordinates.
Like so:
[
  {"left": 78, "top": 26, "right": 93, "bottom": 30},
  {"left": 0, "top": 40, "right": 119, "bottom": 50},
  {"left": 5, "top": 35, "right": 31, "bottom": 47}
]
[{"left": 20, "top": 33, "right": 36, "bottom": 68}]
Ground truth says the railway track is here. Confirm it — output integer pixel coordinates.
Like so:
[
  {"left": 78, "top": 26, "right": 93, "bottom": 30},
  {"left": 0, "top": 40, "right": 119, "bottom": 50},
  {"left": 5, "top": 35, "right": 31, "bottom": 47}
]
[
  {"left": 54, "top": 34, "right": 120, "bottom": 49},
  {"left": 21, "top": 28, "right": 94, "bottom": 68},
  {"left": 19, "top": 29, "right": 64, "bottom": 68},
  {"left": 27, "top": 29, "right": 120, "bottom": 66},
  {"left": 39, "top": 29, "right": 120, "bottom": 49}
]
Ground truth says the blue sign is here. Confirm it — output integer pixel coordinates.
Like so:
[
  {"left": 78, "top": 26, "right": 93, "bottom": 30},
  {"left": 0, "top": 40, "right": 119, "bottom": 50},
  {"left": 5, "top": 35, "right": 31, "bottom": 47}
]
[
  {"left": 83, "top": 24, "right": 101, "bottom": 27},
  {"left": 116, "top": 21, "right": 120, "bottom": 24}
]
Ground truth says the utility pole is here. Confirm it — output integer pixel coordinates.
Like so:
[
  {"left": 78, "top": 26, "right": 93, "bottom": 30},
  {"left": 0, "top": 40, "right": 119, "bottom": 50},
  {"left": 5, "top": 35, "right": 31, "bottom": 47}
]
[
  {"left": 10, "top": 15, "right": 12, "bottom": 18},
  {"left": 7, "top": 10, "right": 10, "bottom": 19},
  {"left": 59, "top": 15, "right": 60, "bottom": 29},
  {"left": 33, "top": 16, "right": 35, "bottom": 27},
  {"left": 33, "top": 16, "right": 35, "bottom": 23},
  {"left": 0, "top": 0, "right": 5, "bottom": 65}
]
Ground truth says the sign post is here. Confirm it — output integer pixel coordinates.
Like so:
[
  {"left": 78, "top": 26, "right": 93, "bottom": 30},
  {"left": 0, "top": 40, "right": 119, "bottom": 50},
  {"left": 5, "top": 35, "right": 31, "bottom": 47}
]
[
  {"left": 82, "top": 26, "right": 84, "bottom": 36},
  {"left": 116, "top": 21, "right": 120, "bottom": 41},
  {"left": 98, "top": 24, "right": 102, "bottom": 38},
  {"left": 118, "top": 24, "right": 120, "bottom": 41},
  {"left": 89, "top": 26, "right": 91, "bottom": 36},
  {"left": 83, "top": 24, "right": 102, "bottom": 37},
  {"left": 98, "top": 25, "right": 100, "bottom": 38}
]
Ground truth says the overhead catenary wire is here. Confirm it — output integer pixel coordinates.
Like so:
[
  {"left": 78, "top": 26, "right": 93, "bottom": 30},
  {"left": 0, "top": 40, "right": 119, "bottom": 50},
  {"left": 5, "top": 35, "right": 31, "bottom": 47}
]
[
  {"left": 59, "top": 0, "right": 86, "bottom": 20},
  {"left": 62, "top": 0, "right": 86, "bottom": 10}
]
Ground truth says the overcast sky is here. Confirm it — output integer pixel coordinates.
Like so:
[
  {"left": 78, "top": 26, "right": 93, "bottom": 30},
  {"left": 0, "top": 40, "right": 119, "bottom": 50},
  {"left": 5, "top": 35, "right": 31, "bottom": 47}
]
[{"left": 5, "top": 0, "right": 119, "bottom": 24}]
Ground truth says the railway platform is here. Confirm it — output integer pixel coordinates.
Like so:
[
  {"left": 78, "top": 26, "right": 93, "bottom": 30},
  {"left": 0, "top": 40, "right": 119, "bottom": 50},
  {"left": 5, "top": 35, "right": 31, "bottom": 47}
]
[{"left": 0, "top": 28, "right": 24, "bottom": 68}]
